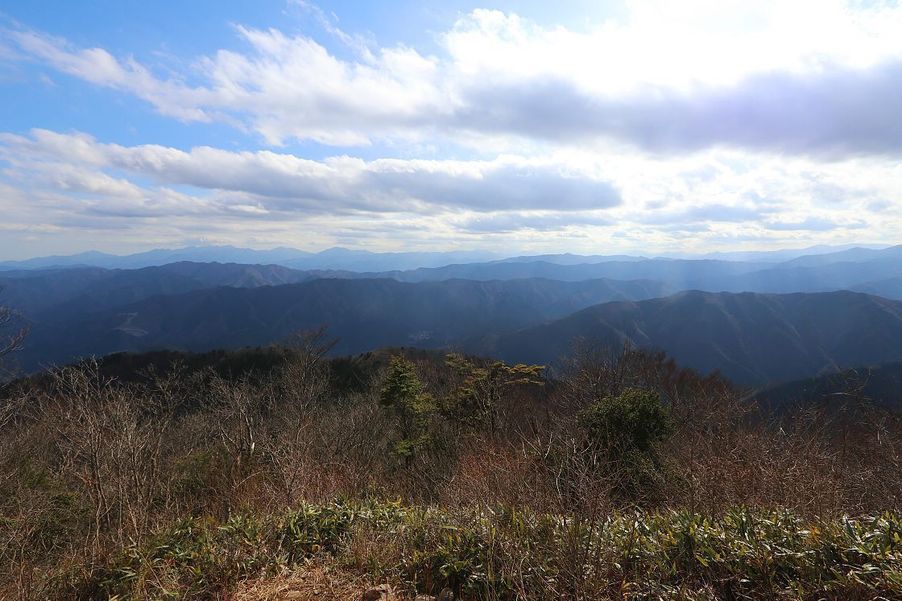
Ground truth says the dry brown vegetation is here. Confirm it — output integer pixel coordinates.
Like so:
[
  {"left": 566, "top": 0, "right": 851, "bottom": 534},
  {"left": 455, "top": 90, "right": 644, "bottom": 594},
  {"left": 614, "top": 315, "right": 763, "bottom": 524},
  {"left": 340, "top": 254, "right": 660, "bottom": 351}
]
[{"left": 1, "top": 335, "right": 901, "bottom": 599}]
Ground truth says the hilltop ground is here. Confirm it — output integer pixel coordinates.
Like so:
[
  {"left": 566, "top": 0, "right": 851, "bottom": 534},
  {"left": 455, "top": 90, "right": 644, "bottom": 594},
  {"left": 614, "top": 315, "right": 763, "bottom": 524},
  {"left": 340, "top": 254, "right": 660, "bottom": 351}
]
[{"left": 1, "top": 343, "right": 900, "bottom": 599}]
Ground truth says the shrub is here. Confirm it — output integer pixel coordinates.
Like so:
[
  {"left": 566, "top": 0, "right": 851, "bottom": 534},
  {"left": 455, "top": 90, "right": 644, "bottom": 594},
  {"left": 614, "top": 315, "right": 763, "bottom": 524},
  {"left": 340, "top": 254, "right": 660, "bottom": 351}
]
[
  {"left": 580, "top": 387, "right": 673, "bottom": 458},
  {"left": 379, "top": 356, "right": 437, "bottom": 463},
  {"left": 579, "top": 387, "right": 673, "bottom": 501}
]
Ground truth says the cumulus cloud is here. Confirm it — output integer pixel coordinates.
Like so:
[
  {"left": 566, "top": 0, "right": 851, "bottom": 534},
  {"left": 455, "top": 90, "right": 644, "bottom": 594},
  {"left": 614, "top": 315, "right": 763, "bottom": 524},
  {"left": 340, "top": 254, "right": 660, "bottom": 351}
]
[
  {"left": 5, "top": 1, "right": 902, "bottom": 154},
  {"left": 454, "top": 62, "right": 902, "bottom": 156},
  {"left": 3, "top": 127, "right": 895, "bottom": 255},
  {"left": 0, "top": 129, "right": 621, "bottom": 214},
  {"left": 6, "top": 30, "right": 214, "bottom": 122},
  {"left": 2, "top": 2, "right": 901, "bottom": 256}
]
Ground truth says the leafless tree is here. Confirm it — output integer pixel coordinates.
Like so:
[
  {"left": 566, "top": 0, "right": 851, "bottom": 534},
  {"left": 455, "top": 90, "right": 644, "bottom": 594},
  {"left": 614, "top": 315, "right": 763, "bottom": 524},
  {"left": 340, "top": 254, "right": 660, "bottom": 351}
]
[
  {"left": 266, "top": 328, "right": 338, "bottom": 505},
  {"left": 0, "top": 295, "right": 29, "bottom": 368},
  {"left": 277, "top": 326, "right": 336, "bottom": 408}
]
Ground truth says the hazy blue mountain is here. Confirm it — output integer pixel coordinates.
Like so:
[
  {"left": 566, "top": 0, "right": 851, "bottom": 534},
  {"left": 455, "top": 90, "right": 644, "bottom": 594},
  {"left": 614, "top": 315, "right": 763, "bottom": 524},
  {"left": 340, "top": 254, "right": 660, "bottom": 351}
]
[
  {"left": 774, "top": 245, "right": 902, "bottom": 268},
  {"left": 278, "top": 248, "right": 500, "bottom": 271},
  {"left": 0, "top": 262, "right": 323, "bottom": 318},
  {"left": 0, "top": 251, "right": 120, "bottom": 271},
  {"left": 474, "top": 290, "right": 902, "bottom": 387},
  {"left": 714, "top": 258, "right": 902, "bottom": 295},
  {"left": 490, "top": 253, "right": 647, "bottom": 265},
  {"left": 119, "top": 246, "right": 315, "bottom": 267},
  {"left": 0, "top": 246, "right": 318, "bottom": 271},
  {"left": 4, "top": 245, "right": 900, "bottom": 294},
  {"left": 379, "top": 259, "right": 770, "bottom": 286},
  {"left": 678, "top": 244, "right": 889, "bottom": 263},
  {"left": 15, "top": 277, "right": 670, "bottom": 372},
  {"left": 852, "top": 277, "right": 902, "bottom": 300},
  {"left": 376, "top": 254, "right": 902, "bottom": 296},
  {"left": 14, "top": 277, "right": 902, "bottom": 391},
  {"left": 0, "top": 246, "right": 499, "bottom": 272},
  {"left": 5, "top": 243, "right": 892, "bottom": 273}
]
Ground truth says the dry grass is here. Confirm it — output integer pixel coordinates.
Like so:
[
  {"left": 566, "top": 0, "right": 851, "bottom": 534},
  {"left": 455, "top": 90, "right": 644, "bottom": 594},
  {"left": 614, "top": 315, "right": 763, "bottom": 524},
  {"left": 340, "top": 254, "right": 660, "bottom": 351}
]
[
  {"left": 235, "top": 560, "right": 392, "bottom": 601},
  {"left": 0, "top": 345, "right": 900, "bottom": 599}
]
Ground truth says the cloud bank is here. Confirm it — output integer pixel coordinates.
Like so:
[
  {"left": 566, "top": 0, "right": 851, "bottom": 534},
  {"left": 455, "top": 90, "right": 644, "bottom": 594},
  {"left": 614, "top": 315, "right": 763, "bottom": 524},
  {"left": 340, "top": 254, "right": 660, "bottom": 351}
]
[
  {"left": 0, "top": 0, "right": 900, "bottom": 256},
  {"left": 6, "top": 1, "right": 902, "bottom": 155},
  {"left": 0, "top": 130, "right": 621, "bottom": 215}
]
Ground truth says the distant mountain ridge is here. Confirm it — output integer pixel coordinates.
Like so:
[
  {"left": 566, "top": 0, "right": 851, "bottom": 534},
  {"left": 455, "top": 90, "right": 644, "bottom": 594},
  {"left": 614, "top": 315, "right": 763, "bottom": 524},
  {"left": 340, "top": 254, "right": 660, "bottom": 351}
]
[
  {"left": 0, "top": 247, "right": 310, "bottom": 271},
  {"left": 14, "top": 276, "right": 670, "bottom": 372},
  {"left": 0, "top": 245, "right": 500, "bottom": 272},
  {"left": 679, "top": 244, "right": 891, "bottom": 263},
  {"left": 475, "top": 290, "right": 902, "bottom": 386},
  {"left": 377, "top": 258, "right": 771, "bottom": 285},
  {"left": 11, "top": 279, "right": 902, "bottom": 390},
  {"left": 3, "top": 243, "right": 895, "bottom": 273},
  {"left": 6, "top": 244, "right": 902, "bottom": 300},
  {"left": 3, "top": 245, "right": 902, "bottom": 387},
  {"left": 0, "top": 262, "right": 327, "bottom": 317}
]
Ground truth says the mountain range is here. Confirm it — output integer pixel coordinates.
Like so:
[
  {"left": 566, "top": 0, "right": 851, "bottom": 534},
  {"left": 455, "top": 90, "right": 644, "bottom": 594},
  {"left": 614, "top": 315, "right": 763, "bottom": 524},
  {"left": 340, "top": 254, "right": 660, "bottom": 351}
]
[
  {"left": 6, "top": 244, "right": 902, "bottom": 298},
  {"left": 476, "top": 290, "right": 902, "bottom": 386},
  {"left": 13, "top": 276, "right": 668, "bottom": 372},
  {"left": 3, "top": 244, "right": 902, "bottom": 392},
  {"left": 2, "top": 243, "right": 894, "bottom": 274},
  {"left": 0, "top": 246, "right": 500, "bottom": 273},
  {"left": 0, "top": 262, "right": 328, "bottom": 317}
]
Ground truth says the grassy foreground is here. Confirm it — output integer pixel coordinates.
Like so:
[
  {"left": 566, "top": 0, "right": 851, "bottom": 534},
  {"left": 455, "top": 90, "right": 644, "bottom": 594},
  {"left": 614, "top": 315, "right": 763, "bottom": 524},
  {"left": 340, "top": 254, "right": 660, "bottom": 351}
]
[
  {"left": 73, "top": 501, "right": 902, "bottom": 600},
  {"left": 3, "top": 346, "right": 901, "bottom": 599}
]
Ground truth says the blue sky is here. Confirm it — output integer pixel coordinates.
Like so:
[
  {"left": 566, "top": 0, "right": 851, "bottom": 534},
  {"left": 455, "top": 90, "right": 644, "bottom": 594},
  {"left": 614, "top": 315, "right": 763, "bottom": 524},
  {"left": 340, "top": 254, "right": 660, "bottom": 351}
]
[
  {"left": 1, "top": 0, "right": 900, "bottom": 259},
  {"left": 1, "top": 0, "right": 619, "bottom": 154}
]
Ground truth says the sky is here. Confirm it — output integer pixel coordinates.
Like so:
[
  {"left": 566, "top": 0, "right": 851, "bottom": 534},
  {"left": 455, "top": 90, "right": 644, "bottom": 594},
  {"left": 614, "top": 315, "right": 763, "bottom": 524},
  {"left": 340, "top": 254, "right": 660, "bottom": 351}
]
[{"left": 0, "top": 0, "right": 901, "bottom": 259}]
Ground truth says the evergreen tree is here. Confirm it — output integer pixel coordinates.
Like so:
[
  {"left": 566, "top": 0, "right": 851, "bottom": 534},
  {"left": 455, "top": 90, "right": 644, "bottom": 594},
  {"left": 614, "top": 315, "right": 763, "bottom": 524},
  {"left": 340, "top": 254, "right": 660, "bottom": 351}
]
[
  {"left": 379, "top": 355, "right": 436, "bottom": 464},
  {"left": 444, "top": 353, "right": 543, "bottom": 433}
]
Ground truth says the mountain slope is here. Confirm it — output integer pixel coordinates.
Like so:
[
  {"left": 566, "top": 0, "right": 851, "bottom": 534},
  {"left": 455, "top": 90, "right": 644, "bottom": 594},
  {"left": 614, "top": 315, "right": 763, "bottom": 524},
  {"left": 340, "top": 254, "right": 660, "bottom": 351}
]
[
  {"left": 0, "top": 262, "right": 322, "bottom": 318},
  {"left": 774, "top": 245, "right": 902, "bottom": 268},
  {"left": 0, "top": 246, "right": 498, "bottom": 272},
  {"left": 754, "top": 361, "right": 902, "bottom": 412},
  {"left": 381, "top": 255, "right": 902, "bottom": 295},
  {"left": 3, "top": 243, "right": 888, "bottom": 272},
  {"left": 853, "top": 276, "right": 902, "bottom": 300},
  {"left": 476, "top": 290, "right": 902, "bottom": 386},
  {"left": 6, "top": 246, "right": 902, "bottom": 299},
  {"left": 0, "top": 246, "right": 313, "bottom": 270},
  {"left": 713, "top": 258, "right": 902, "bottom": 295},
  {"left": 380, "top": 259, "right": 769, "bottom": 285},
  {"left": 16, "top": 277, "right": 669, "bottom": 371}
]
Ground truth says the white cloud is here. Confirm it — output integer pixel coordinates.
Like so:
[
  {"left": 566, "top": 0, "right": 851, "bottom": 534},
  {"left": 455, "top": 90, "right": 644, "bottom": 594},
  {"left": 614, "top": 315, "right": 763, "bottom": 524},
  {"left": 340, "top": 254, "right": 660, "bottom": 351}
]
[
  {"left": 7, "top": 30, "right": 214, "bottom": 122},
  {"left": 0, "top": 129, "right": 896, "bottom": 256},
  {"left": 6, "top": 1, "right": 902, "bottom": 153},
  {"left": 2, "top": 2, "right": 901, "bottom": 257},
  {"left": 458, "top": 211, "right": 612, "bottom": 233},
  {"left": 0, "top": 129, "right": 621, "bottom": 215}
]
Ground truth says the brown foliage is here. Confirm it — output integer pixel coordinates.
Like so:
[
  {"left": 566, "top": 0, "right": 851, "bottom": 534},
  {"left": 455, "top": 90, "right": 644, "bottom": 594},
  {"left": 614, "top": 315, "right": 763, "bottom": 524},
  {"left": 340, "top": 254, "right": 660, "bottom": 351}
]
[{"left": 0, "top": 343, "right": 900, "bottom": 598}]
